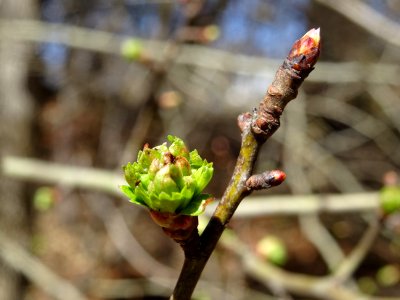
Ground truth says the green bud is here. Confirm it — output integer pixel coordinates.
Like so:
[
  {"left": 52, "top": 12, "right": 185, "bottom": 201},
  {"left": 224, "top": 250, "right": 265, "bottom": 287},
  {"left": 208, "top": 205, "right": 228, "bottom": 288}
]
[
  {"left": 380, "top": 186, "right": 400, "bottom": 214},
  {"left": 168, "top": 135, "right": 189, "bottom": 159},
  {"left": 357, "top": 276, "right": 378, "bottom": 295},
  {"left": 376, "top": 264, "right": 400, "bottom": 287},
  {"left": 175, "top": 156, "right": 191, "bottom": 176},
  {"left": 256, "top": 235, "right": 287, "bottom": 266},
  {"left": 33, "top": 187, "right": 55, "bottom": 212},
  {"left": 121, "top": 39, "right": 143, "bottom": 61},
  {"left": 154, "top": 165, "right": 180, "bottom": 195},
  {"left": 149, "top": 158, "right": 162, "bottom": 177},
  {"left": 121, "top": 136, "right": 214, "bottom": 216}
]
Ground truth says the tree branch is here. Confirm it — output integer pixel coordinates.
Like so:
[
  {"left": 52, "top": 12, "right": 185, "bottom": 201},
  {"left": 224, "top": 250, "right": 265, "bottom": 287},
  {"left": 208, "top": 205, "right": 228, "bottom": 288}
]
[
  {"left": 171, "top": 28, "right": 321, "bottom": 300},
  {"left": 0, "top": 230, "right": 88, "bottom": 300}
]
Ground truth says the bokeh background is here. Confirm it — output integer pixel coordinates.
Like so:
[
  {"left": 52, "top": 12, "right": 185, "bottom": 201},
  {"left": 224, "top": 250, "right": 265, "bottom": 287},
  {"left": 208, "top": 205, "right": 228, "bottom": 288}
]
[{"left": 1, "top": 0, "right": 400, "bottom": 299}]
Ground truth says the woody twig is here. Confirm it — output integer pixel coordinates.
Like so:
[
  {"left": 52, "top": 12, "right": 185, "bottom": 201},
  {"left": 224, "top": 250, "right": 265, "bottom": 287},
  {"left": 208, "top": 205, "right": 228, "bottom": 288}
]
[{"left": 171, "top": 28, "right": 321, "bottom": 300}]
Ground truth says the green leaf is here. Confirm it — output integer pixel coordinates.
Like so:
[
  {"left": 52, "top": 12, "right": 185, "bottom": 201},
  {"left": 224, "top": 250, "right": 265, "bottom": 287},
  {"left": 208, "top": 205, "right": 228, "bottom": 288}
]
[
  {"left": 189, "top": 150, "right": 204, "bottom": 169},
  {"left": 123, "top": 162, "right": 139, "bottom": 188},
  {"left": 120, "top": 185, "right": 135, "bottom": 199},
  {"left": 177, "top": 183, "right": 196, "bottom": 210},
  {"left": 192, "top": 163, "right": 214, "bottom": 194},
  {"left": 168, "top": 135, "right": 189, "bottom": 158},
  {"left": 120, "top": 185, "right": 147, "bottom": 207},
  {"left": 153, "top": 191, "right": 181, "bottom": 213},
  {"left": 135, "top": 184, "right": 151, "bottom": 206},
  {"left": 180, "top": 194, "right": 212, "bottom": 216}
]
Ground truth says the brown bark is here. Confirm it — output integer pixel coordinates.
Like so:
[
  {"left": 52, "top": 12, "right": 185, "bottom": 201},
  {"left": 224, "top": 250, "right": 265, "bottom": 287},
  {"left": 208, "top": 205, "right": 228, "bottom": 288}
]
[{"left": 171, "top": 28, "right": 321, "bottom": 300}]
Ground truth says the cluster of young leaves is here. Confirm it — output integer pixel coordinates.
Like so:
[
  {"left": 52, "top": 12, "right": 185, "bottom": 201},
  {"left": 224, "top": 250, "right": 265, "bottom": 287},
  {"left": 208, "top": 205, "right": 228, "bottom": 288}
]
[{"left": 121, "top": 135, "right": 213, "bottom": 216}]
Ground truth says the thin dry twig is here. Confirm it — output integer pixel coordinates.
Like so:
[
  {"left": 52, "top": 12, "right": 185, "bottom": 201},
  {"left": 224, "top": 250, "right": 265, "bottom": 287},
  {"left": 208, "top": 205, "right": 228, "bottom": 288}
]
[
  {"left": 283, "top": 97, "right": 346, "bottom": 271},
  {"left": 333, "top": 214, "right": 381, "bottom": 282},
  {"left": 0, "top": 230, "right": 88, "bottom": 300},
  {"left": 84, "top": 194, "right": 177, "bottom": 280},
  {"left": 221, "top": 228, "right": 395, "bottom": 300}
]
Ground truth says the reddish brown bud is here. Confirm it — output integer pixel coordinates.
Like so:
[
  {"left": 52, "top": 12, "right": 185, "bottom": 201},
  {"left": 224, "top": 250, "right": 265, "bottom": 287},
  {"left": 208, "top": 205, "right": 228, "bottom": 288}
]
[
  {"left": 246, "top": 170, "right": 286, "bottom": 191},
  {"left": 288, "top": 28, "right": 321, "bottom": 71},
  {"left": 149, "top": 210, "right": 198, "bottom": 241}
]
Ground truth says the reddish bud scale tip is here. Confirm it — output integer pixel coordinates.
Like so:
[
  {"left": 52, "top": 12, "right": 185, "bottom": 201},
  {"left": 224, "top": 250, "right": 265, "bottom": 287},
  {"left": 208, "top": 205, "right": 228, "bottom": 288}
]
[
  {"left": 267, "top": 170, "right": 286, "bottom": 186},
  {"left": 246, "top": 170, "right": 286, "bottom": 190},
  {"left": 288, "top": 28, "right": 321, "bottom": 71}
]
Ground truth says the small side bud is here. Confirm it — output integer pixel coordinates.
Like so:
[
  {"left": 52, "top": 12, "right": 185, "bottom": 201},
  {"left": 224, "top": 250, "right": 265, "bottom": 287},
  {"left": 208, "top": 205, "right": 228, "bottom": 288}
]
[
  {"left": 246, "top": 170, "right": 286, "bottom": 191},
  {"left": 237, "top": 112, "right": 252, "bottom": 132}
]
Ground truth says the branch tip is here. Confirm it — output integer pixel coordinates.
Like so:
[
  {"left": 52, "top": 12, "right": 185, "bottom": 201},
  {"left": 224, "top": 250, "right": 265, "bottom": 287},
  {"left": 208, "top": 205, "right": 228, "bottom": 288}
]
[{"left": 288, "top": 27, "right": 321, "bottom": 71}]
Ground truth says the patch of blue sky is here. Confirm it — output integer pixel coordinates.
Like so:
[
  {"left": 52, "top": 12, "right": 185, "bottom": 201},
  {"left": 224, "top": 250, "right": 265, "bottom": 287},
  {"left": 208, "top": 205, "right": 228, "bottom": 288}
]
[
  {"left": 215, "top": 0, "right": 309, "bottom": 57},
  {"left": 125, "top": 5, "right": 163, "bottom": 38},
  {"left": 367, "top": 0, "right": 400, "bottom": 22},
  {"left": 41, "top": 0, "right": 64, "bottom": 22},
  {"left": 39, "top": 42, "right": 67, "bottom": 87},
  {"left": 84, "top": 8, "right": 111, "bottom": 28},
  {"left": 252, "top": 0, "right": 309, "bottom": 57},
  {"left": 257, "top": 18, "right": 307, "bottom": 57},
  {"left": 217, "top": 0, "right": 252, "bottom": 46},
  {"left": 40, "top": 0, "right": 68, "bottom": 87},
  {"left": 136, "top": 11, "right": 161, "bottom": 38}
]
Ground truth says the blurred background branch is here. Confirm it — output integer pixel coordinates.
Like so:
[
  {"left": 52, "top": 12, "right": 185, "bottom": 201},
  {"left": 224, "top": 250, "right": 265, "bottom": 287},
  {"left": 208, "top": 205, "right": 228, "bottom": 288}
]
[
  {"left": 0, "top": 230, "right": 89, "bottom": 300},
  {"left": 2, "top": 155, "right": 382, "bottom": 216},
  {"left": 314, "top": 0, "right": 400, "bottom": 48},
  {"left": 0, "top": 19, "right": 399, "bottom": 84}
]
